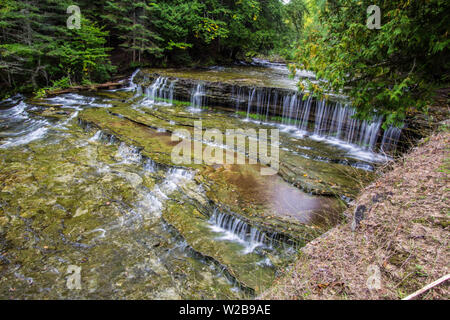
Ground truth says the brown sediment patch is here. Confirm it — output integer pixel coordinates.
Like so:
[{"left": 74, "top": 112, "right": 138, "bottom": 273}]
[
  {"left": 260, "top": 128, "right": 450, "bottom": 300},
  {"left": 203, "top": 162, "right": 344, "bottom": 232}
]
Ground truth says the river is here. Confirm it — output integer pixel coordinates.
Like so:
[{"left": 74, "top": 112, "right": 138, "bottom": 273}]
[{"left": 0, "top": 60, "right": 402, "bottom": 299}]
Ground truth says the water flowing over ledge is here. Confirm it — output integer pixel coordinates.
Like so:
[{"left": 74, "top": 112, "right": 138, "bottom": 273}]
[{"left": 131, "top": 69, "right": 403, "bottom": 159}]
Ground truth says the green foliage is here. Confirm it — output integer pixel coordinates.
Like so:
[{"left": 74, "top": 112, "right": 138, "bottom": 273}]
[
  {"left": 292, "top": 0, "right": 450, "bottom": 127},
  {"left": 99, "top": 0, "right": 163, "bottom": 63},
  {"left": 48, "top": 76, "right": 72, "bottom": 90},
  {"left": 0, "top": 0, "right": 114, "bottom": 97},
  {"left": 49, "top": 18, "right": 114, "bottom": 84},
  {"left": 3, "top": 0, "right": 447, "bottom": 123},
  {"left": 284, "top": 0, "right": 309, "bottom": 40},
  {"left": 0, "top": 0, "right": 290, "bottom": 96}
]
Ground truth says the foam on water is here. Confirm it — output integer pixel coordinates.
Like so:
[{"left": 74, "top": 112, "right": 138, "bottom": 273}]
[
  {"left": 0, "top": 125, "right": 49, "bottom": 149},
  {"left": 0, "top": 101, "right": 28, "bottom": 119},
  {"left": 115, "top": 143, "right": 142, "bottom": 164},
  {"left": 209, "top": 209, "right": 269, "bottom": 254},
  {"left": 140, "top": 76, "right": 175, "bottom": 107},
  {"left": 89, "top": 130, "right": 103, "bottom": 142}
]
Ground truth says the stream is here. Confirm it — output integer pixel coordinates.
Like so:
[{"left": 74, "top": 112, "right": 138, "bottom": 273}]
[{"left": 0, "top": 60, "right": 402, "bottom": 299}]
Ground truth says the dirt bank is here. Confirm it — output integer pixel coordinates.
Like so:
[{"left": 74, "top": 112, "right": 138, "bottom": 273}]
[{"left": 261, "top": 124, "right": 449, "bottom": 300}]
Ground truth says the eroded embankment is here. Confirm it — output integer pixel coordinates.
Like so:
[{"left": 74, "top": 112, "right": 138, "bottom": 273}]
[{"left": 261, "top": 126, "right": 449, "bottom": 299}]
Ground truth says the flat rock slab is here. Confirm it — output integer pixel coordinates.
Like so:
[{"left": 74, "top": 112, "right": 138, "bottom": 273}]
[
  {"left": 78, "top": 107, "right": 346, "bottom": 241},
  {"left": 163, "top": 200, "right": 276, "bottom": 293}
]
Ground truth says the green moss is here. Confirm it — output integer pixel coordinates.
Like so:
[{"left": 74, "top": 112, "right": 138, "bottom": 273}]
[{"left": 163, "top": 200, "right": 276, "bottom": 293}]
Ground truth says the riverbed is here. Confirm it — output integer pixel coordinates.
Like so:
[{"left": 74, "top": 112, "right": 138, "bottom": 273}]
[{"left": 0, "top": 61, "right": 401, "bottom": 299}]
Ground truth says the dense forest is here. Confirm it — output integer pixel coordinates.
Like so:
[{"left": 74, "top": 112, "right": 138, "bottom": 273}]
[
  {"left": 1, "top": 0, "right": 449, "bottom": 125},
  {"left": 0, "top": 0, "right": 295, "bottom": 93}
]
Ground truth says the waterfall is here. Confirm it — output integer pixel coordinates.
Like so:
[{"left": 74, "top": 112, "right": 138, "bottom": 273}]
[
  {"left": 281, "top": 95, "right": 290, "bottom": 124},
  {"left": 142, "top": 77, "right": 175, "bottom": 107},
  {"left": 89, "top": 130, "right": 103, "bottom": 142},
  {"left": 233, "top": 86, "right": 244, "bottom": 112},
  {"left": 246, "top": 88, "right": 256, "bottom": 120},
  {"left": 380, "top": 125, "right": 402, "bottom": 153},
  {"left": 126, "top": 68, "right": 140, "bottom": 91},
  {"left": 143, "top": 158, "right": 157, "bottom": 173},
  {"left": 209, "top": 209, "right": 270, "bottom": 254},
  {"left": 314, "top": 99, "right": 328, "bottom": 135},
  {"left": 265, "top": 91, "right": 271, "bottom": 121},
  {"left": 129, "top": 71, "right": 402, "bottom": 154},
  {"left": 226, "top": 81, "right": 402, "bottom": 153},
  {"left": 299, "top": 95, "right": 312, "bottom": 131},
  {"left": 116, "top": 143, "right": 142, "bottom": 164},
  {"left": 288, "top": 94, "right": 298, "bottom": 126},
  {"left": 188, "top": 83, "right": 206, "bottom": 112},
  {"left": 310, "top": 100, "right": 386, "bottom": 152},
  {"left": 358, "top": 117, "right": 383, "bottom": 150},
  {"left": 134, "top": 85, "right": 143, "bottom": 98},
  {"left": 230, "top": 86, "right": 396, "bottom": 153}
]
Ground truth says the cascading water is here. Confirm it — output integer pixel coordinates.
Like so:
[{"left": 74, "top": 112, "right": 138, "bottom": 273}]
[
  {"left": 116, "top": 142, "right": 143, "bottom": 164},
  {"left": 126, "top": 68, "right": 140, "bottom": 91},
  {"left": 209, "top": 209, "right": 270, "bottom": 254},
  {"left": 231, "top": 86, "right": 401, "bottom": 154},
  {"left": 233, "top": 86, "right": 244, "bottom": 112},
  {"left": 188, "top": 83, "right": 206, "bottom": 112},
  {"left": 142, "top": 76, "right": 175, "bottom": 107},
  {"left": 246, "top": 88, "right": 256, "bottom": 120},
  {"left": 299, "top": 96, "right": 312, "bottom": 131},
  {"left": 380, "top": 125, "right": 403, "bottom": 153},
  {"left": 128, "top": 70, "right": 403, "bottom": 156}
]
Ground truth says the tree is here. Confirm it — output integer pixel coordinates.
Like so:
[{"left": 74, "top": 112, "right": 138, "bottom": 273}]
[
  {"left": 284, "top": 0, "right": 309, "bottom": 40},
  {"left": 0, "top": 0, "right": 114, "bottom": 94},
  {"left": 100, "top": 0, "right": 163, "bottom": 63},
  {"left": 0, "top": 0, "right": 293, "bottom": 96},
  {"left": 293, "top": 0, "right": 450, "bottom": 127}
]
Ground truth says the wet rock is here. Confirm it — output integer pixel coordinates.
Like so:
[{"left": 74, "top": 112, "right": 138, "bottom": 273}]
[
  {"left": 162, "top": 200, "right": 276, "bottom": 293},
  {"left": 121, "top": 172, "right": 143, "bottom": 188},
  {"left": 351, "top": 205, "right": 367, "bottom": 231}
]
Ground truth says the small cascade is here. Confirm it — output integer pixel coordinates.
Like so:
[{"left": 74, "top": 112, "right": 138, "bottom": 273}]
[
  {"left": 129, "top": 71, "right": 403, "bottom": 155},
  {"left": 314, "top": 99, "right": 328, "bottom": 135},
  {"left": 232, "top": 86, "right": 244, "bottom": 112},
  {"left": 380, "top": 125, "right": 403, "bottom": 153},
  {"left": 246, "top": 88, "right": 256, "bottom": 120},
  {"left": 116, "top": 143, "right": 142, "bottom": 164},
  {"left": 157, "top": 167, "right": 196, "bottom": 196},
  {"left": 143, "top": 77, "right": 175, "bottom": 107},
  {"left": 358, "top": 117, "right": 383, "bottom": 150},
  {"left": 209, "top": 209, "right": 270, "bottom": 254},
  {"left": 265, "top": 91, "right": 271, "bottom": 121},
  {"left": 91, "top": 130, "right": 118, "bottom": 144},
  {"left": 189, "top": 83, "right": 206, "bottom": 112},
  {"left": 89, "top": 130, "right": 103, "bottom": 142},
  {"left": 143, "top": 158, "right": 157, "bottom": 173},
  {"left": 86, "top": 128, "right": 166, "bottom": 172},
  {"left": 227, "top": 83, "right": 403, "bottom": 154},
  {"left": 311, "top": 101, "right": 385, "bottom": 152},
  {"left": 134, "top": 85, "right": 143, "bottom": 98},
  {"left": 299, "top": 96, "right": 312, "bottom": 131},
  {"left": 127, "top": 68, "right": 140, "bottom": 91}
]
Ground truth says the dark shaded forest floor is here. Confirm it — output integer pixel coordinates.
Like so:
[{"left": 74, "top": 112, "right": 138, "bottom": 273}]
[{"left": 261, "top": 121, "right": 449, "bottom": 300}]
